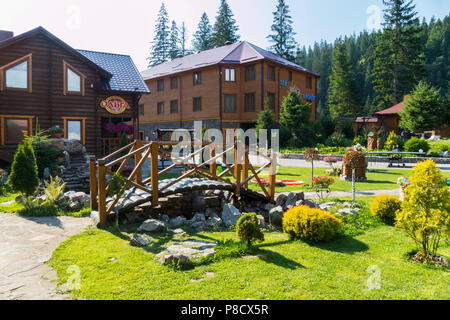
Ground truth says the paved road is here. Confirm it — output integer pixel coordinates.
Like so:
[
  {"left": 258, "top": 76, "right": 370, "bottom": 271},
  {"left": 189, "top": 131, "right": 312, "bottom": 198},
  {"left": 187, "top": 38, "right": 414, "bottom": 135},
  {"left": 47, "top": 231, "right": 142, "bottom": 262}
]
[
  {"left": 0, "top": 214, "right": 92, "bottom": 300},
  {"left": 301, "top": 188, "right": 400, "bottom": 199}
]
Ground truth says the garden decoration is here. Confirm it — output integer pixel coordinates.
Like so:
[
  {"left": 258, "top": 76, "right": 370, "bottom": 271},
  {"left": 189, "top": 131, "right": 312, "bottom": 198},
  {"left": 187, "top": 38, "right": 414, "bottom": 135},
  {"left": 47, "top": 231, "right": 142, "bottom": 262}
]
[
  {"left": 304, "top": 148, "right": 321, "bottom": 186},
  {"left": 323, "top": 156, "right": 340, "bottom": 176},
  {"left": 108, "top": 173, "right": 128, "bottom": 231},
  {"left": 310, "top": 176, "right": 335, "bottom": 199},
  {"left": 397, "top": 176, "right": 410, "bottom": 201},
  {"left": 342, "top": 150, "right": 367, "bottom": 204}
]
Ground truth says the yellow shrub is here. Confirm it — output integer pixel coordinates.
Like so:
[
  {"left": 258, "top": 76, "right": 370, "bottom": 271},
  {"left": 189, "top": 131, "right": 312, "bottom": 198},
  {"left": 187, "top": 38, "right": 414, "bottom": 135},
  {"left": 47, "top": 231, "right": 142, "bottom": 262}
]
[
  {"left": 282, "top": 205, "right": 343, "bottom": 242},
  {"left": 370, "top": 195, "right": 402, "bottom": 223}
]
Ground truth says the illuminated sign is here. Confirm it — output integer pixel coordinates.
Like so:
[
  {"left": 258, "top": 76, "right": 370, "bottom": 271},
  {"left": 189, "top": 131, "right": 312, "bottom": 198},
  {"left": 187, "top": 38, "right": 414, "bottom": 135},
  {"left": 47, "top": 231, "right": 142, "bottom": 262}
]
[
  {"left": 100, "top": 96, "right": 130, "bottom": 114},
  {"left": 281, "top": 80, "right": 289, "bottom": 86},
  {"left": 303, "top": 94, "right": 316, "bottom": 101}
]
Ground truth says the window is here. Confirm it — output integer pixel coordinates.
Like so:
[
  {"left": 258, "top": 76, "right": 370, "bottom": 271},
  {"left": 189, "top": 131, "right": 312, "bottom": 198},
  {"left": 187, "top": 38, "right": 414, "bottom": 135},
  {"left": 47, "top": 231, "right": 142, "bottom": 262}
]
[
  {"left": 224, "top": 95, "right": 236, "bottom": 113},
  {"left": 193, "top": 72, "right": 202, "bottom": 85},
  {"left": 157, "top": 102, "right": 164, "bottom": 115},
  {"left": 266, "top": 92, "right": 275, "bottom": 110},
  {"left": 170, "top": 77, "right": 178, "bottom": 89},
  {"left": 289, "top": 71, "right": 293, "bottom": 82},
  {"left": 245, "top": 93, "right": 255, "bottom": 112},
  {"left": 306, "top": 76, "right": 313, "bottom": 89},
  {"left": 1, "top": 54, "right": 32, "bottom": 92},
  {"left": 170, "top": 100, "right": 179, "bottom": 113},
  {"left": 63, "top": 61, "right": 85, "bottom": 96},
  {"left": 67, "top": 120, "right": 82, "bottom": 141},
  {"left": 224, "top": 68, "right": 236, "bottom": 82},
  {"left": 245, "top": 65, "right": 255, "bottom": 81},
  {"left": 268, "top": 65, "right": 275, "bottom": 81},
  {"left": 157, "top": 79, "right": 164, "bottom": 91},
  {"left": 4, "top": 118, "right": 30, "bottom": 144},
  {"left": 193, "top": 97, "right": 202, "bottom": 112},
  {"left": 139, "top": 104, "right": 145, "bottom": 116}
]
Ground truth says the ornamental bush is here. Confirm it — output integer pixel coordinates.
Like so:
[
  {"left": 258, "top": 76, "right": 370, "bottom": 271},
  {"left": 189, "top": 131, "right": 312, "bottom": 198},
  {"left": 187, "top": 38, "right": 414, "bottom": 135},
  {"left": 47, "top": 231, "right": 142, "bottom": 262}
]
[
  {"left": 236, "top": 213, "right": 264, "bottom": 247},
  {"left": 8, "top": 140, "right": 40, "bottom": 199},
  {"left": 370, "top": 195, "right": 402, "bottom": 224},
  {"left": 404, "top": 137, "right": 430, "bottom": 153},
  {"left": 282, "top": 206, "right": 342, "bottom": 242},
  {"left": 395, "top": 160, "right": 450, "bottom": 263}
]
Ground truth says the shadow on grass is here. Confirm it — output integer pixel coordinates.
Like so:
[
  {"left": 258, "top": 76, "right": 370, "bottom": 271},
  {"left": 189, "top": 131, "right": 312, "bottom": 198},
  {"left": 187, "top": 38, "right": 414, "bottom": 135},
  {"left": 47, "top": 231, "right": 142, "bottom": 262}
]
[
  {"left": 309, "top": 236, "right": 369, "bottom": 254},
  {"left": 257, "top": 248, "right": 304, "bottom": 270}
]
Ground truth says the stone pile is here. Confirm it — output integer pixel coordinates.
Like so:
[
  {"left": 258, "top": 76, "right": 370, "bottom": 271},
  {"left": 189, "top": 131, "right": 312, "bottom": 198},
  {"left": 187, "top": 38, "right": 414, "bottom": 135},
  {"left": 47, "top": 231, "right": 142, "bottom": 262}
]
[{"left": 36, "top": 190, "right": 90, "bottom": 211}]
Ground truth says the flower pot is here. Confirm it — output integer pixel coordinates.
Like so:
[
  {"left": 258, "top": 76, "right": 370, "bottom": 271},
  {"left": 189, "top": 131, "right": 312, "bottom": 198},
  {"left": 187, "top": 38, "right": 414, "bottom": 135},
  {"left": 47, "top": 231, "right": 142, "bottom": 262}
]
[{"left": 52, "top": 133, "right": 63, "bottom": 139}]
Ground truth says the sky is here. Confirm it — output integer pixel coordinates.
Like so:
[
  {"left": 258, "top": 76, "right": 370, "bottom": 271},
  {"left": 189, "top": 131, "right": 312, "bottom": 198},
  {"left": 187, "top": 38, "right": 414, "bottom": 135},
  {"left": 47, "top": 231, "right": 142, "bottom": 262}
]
[{"left": 1, "top": 0, "right": 449, "bottom": 71}]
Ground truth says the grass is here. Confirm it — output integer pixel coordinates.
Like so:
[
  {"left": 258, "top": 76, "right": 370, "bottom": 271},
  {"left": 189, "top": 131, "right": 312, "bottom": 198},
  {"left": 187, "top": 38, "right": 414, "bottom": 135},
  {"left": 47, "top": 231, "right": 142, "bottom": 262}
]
[
  {"left": 49, "top": 223, "right": 449, "bottom": 300},
  {"left": 429, "top": 138, "right": 450, "bottom": 153}
]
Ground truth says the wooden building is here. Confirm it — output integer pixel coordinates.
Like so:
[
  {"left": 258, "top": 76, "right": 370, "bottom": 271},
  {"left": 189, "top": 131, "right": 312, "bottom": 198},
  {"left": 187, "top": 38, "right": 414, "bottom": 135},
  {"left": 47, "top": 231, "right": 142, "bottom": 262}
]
[
  {"left": 139, "top": 41, "right": 319, "bottom": 140},
  {"left": 0, "top": 27, "right": 149, "bottom": 162}
]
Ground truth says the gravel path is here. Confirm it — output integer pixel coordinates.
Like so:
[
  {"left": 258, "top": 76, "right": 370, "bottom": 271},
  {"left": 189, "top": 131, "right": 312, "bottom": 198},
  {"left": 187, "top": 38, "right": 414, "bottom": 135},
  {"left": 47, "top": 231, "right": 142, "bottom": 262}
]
[{"left": 0, "top": 214, "right": 92, "bottom": 300}]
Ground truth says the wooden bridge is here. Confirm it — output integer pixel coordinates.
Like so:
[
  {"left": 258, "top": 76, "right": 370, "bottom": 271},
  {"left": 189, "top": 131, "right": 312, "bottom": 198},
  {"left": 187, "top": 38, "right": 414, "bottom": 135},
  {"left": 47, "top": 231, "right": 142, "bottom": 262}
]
[{"left": 89, "top": 140, "right": 277, "bottom": 226}]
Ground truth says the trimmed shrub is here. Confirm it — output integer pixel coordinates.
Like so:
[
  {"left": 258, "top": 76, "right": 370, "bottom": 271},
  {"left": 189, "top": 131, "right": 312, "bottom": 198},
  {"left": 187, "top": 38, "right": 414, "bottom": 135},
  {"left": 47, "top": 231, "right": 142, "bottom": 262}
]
[
  {"left": 236, "top": 213, "right": 264, "bottom": 247},
  {"left": 8, "top": 140, "right": 40, "bottom": 198},
  {"left": 370, "top": 195, "right": 402, "bottom": 224},
  {"left": 326, "top": 133, "right": 349, "bottom": 147},
  {"left": 282, "top": 206, "right": 343, "bottom": 242},
  {"left": 404, "top": 137, "right": 430, "bottom": 153}
]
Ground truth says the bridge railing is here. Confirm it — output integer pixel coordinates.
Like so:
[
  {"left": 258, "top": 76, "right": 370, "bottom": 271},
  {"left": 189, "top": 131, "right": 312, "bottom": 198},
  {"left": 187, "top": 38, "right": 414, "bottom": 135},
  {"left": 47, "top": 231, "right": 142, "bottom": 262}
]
[{"left": 89, "top": 140, "right": 277, "bottom": 226}]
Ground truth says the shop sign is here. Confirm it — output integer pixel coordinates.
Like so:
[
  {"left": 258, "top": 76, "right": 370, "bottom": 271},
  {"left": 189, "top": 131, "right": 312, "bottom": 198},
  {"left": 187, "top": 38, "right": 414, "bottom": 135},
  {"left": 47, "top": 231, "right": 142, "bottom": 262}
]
[
  {"left": 281, "top": 80, "right": 289, "bottom": 86},
  {"left": 100, "top": 96, "right": 130, "bottom": 114},
  {"left": 303, "top": 94, "right": 316, "bottom": 101}
]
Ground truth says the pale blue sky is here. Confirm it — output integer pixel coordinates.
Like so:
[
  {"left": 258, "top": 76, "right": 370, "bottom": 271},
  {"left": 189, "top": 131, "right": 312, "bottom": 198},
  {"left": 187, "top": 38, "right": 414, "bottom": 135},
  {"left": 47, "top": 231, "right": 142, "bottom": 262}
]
[{"left": 1, "top": 0, "right": 448, "bottom": 71}]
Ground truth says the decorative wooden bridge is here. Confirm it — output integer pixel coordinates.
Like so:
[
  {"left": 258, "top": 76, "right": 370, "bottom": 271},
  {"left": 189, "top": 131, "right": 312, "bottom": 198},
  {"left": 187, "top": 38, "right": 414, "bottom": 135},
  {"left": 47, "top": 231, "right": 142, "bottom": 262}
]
[{"left": 89, "top": 140, "right": 277, "bottom": 226}]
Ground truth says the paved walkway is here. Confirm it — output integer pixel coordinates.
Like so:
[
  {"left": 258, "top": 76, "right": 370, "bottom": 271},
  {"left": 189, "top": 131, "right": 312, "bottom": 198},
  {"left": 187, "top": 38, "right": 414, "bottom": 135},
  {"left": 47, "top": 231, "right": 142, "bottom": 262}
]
[
  {"left": 0, "top": 214, "right": 92, "bottom": 300},
  {"left": 301, "top": 188, "right": 400, "bottom": 199}
]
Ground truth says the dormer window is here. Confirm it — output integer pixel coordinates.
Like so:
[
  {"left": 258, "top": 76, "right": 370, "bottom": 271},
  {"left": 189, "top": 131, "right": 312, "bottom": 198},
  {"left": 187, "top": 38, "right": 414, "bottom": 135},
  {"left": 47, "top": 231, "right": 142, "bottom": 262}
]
[
  {"left": 63, "top": 60, "right": 85, "bottom": 96},
  {"left": 0, "top": 54, "right": 32, "bottom": 92}
]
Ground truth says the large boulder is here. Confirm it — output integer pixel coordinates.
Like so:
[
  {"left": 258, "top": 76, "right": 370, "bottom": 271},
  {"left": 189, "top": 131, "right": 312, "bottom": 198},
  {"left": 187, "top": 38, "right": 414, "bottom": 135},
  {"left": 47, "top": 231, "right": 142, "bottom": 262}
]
[
  {"left": 222, "top": 204, "right": 242, "bottom": 227},
  {"left": 156, "top": 240, "right": 216, "bottom": 265},
  {"left": 275, "top": 194, "right": 288, "bottom": 207},
  {"left": 138, "top": 219, "right": 167, "bottom": 233},
  {"left": 269, "top": 206, "right": 284, "bottom": 227},
  {"left": 170, "top": 216, "right": 187, "bottom": 227},
  {"left": 130, "top": 234, "right": 150, "bottom": 247}
]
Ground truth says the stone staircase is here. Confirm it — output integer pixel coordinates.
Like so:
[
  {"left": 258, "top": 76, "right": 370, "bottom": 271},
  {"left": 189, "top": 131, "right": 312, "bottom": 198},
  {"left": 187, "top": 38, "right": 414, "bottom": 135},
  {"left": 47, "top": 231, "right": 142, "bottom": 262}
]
[{"left": 60, "top": 154, "right": 90, "bottom": 193}]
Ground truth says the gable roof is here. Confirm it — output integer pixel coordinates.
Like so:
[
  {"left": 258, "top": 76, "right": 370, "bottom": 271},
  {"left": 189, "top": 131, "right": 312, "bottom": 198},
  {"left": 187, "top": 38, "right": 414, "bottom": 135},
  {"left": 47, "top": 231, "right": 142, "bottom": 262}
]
[
  {"left": 0, "top": 26, "right": 149, "bottom": 94},
  {"left": 375, "top": 101, "right": 405, "bottom": 115},
  {"left": 78, "top": 50, "right": 149, "bottom": 93},
  {"left": 141, "top": 41, "right": 319, "bottom": 80}
]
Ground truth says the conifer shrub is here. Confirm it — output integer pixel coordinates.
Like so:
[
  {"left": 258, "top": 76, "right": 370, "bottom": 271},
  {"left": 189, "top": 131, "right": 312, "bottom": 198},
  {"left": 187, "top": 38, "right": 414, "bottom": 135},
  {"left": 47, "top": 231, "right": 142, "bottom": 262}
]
[
  {"left": 236, "top": 213, "right": 264, "bottom": 247},
  {"left": 370, "top": 195, "right": 402, "bottom": 224},
  {"left": 282, "top": 206, "right": 342, "bottom": 242},
  {"left": 404, "top": 137, "right": 430, "bottom": 153},
  {"left": 8, "top": 140, "right": 40, "bottom": 202}
]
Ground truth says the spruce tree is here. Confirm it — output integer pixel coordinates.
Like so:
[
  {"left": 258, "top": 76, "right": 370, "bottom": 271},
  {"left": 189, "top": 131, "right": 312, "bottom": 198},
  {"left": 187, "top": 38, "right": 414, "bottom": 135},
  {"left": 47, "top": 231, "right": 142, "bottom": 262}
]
[
  {"left": 212, "top": 0, "right": 240, "bottom": 47},
  {"left": 8, "top": 140, "right": 40, "bottom": 198},
  {"left": 328, "top": 40, "right": 362, "bottom": 119},
  {"left": 267, "top": 0, "right": 297, "bottom": 61},
  {"left": 399, "top": 81, "right": 446, "bottom": 133},
  {"left": 168, "top": 20, "right": 180, "bottom": 60},
  {"left": 279, "top": 90, "right": 312, "bottom": 133},
  {"left": 192, "top": 12, "right": 214, "bottom": 52},
  {"left": 179, "top": 22, "right": 189, "bottom": 56},
  {"left": 148, "top": 2, "right": 170, "bottom": 67},
  {"left": 372, "top": 0, "right": 425, "bottom": 110}
]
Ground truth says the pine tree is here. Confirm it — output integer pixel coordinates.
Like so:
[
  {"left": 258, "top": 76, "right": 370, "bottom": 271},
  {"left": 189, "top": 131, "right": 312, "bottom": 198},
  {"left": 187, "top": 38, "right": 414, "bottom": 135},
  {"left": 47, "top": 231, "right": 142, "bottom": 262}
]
[
  {"left": 255, "top": 107, "right": 276, "bottom": 136},
  {"left": 148, "top": 2, "right": 170, "bottom": 67},
  {"left": 179, "top": 22, "right": 189, "bottom": 56},
  {"left": 267, "top": 0, "right": 297, "bottom": 61},
  {"left": 212, "top": 0, "right": 240, "bottom": 47},
  {"left": 399, "top": 81, "right": 446, "bottom": 133},
  {"left": 372, "top": 0, "right": 425, "bottom": 110},
  {"left": 8, "top": 140, "right": 40, "bottom": 199},
  {"left": 328, "top": 40, "right": 362, "bottom": 119},
  {"left": 192, "top": 12, "right": 214, "bottom": 52},
  {"left": 168, "top": 20, "right": 180, "bottom": 60},
  {"left": 279, "top": 90, "right": 312, "bottom": 133}
]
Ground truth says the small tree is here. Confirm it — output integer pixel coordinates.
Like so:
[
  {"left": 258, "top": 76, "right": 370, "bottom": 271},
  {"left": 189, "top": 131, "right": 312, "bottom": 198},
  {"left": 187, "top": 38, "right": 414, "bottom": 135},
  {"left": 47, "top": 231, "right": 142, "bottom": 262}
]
[
  {"left": 8, "top": 140, "right": 40, "bottom": 205},
  {"left": 304, "top": 148, "right": 321, "bottom": 186},
  {"left": 255, "top": 107, "right": 276, "bottom": 137},
  {"left": 236, "top": 213, "right": 264, "bottom": 247},
  {"left": 395, "top": 160, "right": 450, "bottom": 263},
  {"left": 279, "top": 89, "right": 311, "bottom": 134}
]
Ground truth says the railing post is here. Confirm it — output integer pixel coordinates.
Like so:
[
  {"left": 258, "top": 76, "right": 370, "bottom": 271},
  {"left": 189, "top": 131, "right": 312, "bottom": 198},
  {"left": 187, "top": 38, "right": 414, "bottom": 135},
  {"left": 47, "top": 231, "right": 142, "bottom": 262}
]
[
  {"left": 210, "top": 146, "right": 217, "bottom": 180},
  {"left": 234, "top": 142, "right": 241, "bottom": 197},
  {"left": 89, "top": 155, "right": 98, "bottom": 211},
  {"left": 269, "top": 150, "right": 276, "bottom": 203},
  {"left": 150, "top": 142, "right": 159, "bottom": 207},
  {"left": 134, "top": 140, "right": 143, "bottom": 185},
  {"left": 243, "top": 151, "right": 249, "bottom": 189},
  {"left": 97, "top": 159, "right": 107, "bottom": 227}
]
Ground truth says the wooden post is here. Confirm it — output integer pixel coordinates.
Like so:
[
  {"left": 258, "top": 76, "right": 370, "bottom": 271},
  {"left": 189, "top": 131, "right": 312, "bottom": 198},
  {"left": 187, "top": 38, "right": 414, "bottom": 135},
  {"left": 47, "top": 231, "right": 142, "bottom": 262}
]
[
  {"left": 150, "top": 142, "right": 159, "bottom": 207},
  {"left": 234, "top": 142, "right": 241, "bottom": 197},
  {"left": 210, "top": 146, "right": 217, "bottom": 179},
  {"left": 134, "top": 140, "right": 143, "bottom": 185},
  {"left": 269, "top": 150, "right": 276, "bottom": 203},
  {"left": 89, "top": 155, "right": 97, "bottom": 210},
  {"left": 97, "top": 159, "right": 107, "bottom": 227},
  {"left": 242, "top": 151, "right": 249, "bottom": 189}
]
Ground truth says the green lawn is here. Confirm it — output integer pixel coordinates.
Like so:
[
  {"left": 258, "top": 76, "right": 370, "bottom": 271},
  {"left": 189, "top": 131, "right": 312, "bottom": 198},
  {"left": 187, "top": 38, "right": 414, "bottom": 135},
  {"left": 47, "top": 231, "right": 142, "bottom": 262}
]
[
  {"left": 244, "top": 167, "right": 450, "bottom": 193},
  {"left": 49, "top": 223, "right": 449, "bottom": 300}
]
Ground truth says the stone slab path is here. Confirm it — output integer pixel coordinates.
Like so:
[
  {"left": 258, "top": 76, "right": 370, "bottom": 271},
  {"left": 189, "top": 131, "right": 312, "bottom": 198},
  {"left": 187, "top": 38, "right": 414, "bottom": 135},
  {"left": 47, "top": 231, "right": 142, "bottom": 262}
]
[{"left": 0, "top": 214, "right": 92, "bottom": 300}]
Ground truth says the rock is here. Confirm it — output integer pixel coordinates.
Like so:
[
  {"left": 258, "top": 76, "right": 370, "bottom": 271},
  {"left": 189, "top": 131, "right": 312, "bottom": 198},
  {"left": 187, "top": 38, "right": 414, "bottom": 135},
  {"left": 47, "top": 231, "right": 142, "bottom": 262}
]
[
  {"left": 156, "top": 240, "right": 216, "bottom": 265},
  {"left": 191, "top": 221, "right": 205, "bottom": 231},
  {"left": 443, "top": 151, "right": 449, "bottom": 158},
  {"left": 319, "top": 202, "right": 337, "bottom": 211},
  {"left": 90, "top": 210, "right": 100, "bottom": 226},
  {"left": 275, "top": 194, "right": 288, "bottom": 207},
  {"left": 205, "top": 216, "right": 223, "bottom": 228},
  {"left": 204, "top": 196, "right": 221, "bottom": 207},
  {"left": 298, "top": 199, "right": 317, "bottom": 209},
  {"left": 256, "top": 215, "right": 266, "bottom": 227},
  {"left": 205, "top": 208, "right": 218, "bottom": 217},
  {"left": 269, "top": 206, "right": 284, "bottom": 227},
  {"left": 130, "top": 234, "right": 150, "bottom": 247},
  {"left": 170, "top": 216, "right": 187, "bottom": 227},
  {"left": 69, "top": 201, "right": 81, "bottom": 211},
  {"left": 337, "top": 208, "right": 358, "bottom": 216},
  {"left": 159, "top": 253, "right": 191, "bottom": 266},
  {"left": 170, "top": 228, "right": 186, "bottom": 235},
  {"left": 138, "top": 219, "right": 167, "bottom": 233},
  {"left": 187, "top": 213, "right": 206, "bottom": 225},
  {"left": 222, "top": 204, "right": 242, "bottom": 227},
  {"left": 264, "top": 203, "right": 276, "bottom": 212},
  {"left": 161, "top": 215, "right": 170, "bottom": 223}
]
